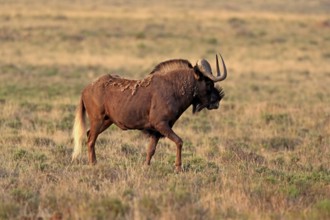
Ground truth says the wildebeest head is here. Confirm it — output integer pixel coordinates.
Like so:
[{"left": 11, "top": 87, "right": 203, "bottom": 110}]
[{"left": 192, "top": 54, "right": 227, "bottom": 113}]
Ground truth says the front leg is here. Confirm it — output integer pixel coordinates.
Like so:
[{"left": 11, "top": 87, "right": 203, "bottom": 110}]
[
  {"left": 155, "top": 122, "right": 183, "bottom": 172},
  {"left": 146, "top": 135, "right": 160, "bottom": 165}
]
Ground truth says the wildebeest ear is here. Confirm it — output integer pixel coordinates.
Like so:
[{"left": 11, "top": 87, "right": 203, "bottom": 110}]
[{"left": 193, "top": 66, "right": 201, "bottom": 80}]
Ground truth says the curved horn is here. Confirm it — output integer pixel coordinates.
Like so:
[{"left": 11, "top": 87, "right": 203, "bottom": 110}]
[
  {"left": 215, "top": 54, "right": 227, "bottom": 82},
  {"left": 196, "top": 53, "right": 227, "bottom": 82}
]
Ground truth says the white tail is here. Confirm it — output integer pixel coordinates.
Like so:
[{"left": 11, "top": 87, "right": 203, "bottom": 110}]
[{"left": 72, "top": 98, "right": 86, "bottom": 161}]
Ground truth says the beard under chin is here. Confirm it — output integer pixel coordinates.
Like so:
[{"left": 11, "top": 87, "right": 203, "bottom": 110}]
[{"left": 192, "top": 103, "right": 207, "bottom": 114}]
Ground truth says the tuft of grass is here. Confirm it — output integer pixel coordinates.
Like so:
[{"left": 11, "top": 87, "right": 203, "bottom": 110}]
[
  {"left": 0, "top": 202, "right": 19, "bottom": 219},
  {"left": 262, "top": 137, "right": 301, "bottom": 151},
  {"left": 261, "top": 112, "right": 293, "bottom": 126},
  {"left": 13, "top": 149, "right": 29, "bottom": 161},
  {"left": 120, "top": 143, "right": 139, "bottom": 156},
  {"left": 6, "top": 117, "right": 22, "bottom": 129},
  {"left": 139, "top": 196, "right": 160, "bottom": 217},
  {"left": 312, "top": 199, "right": 330, "bottom": 219},
  {"left": 11, "top": 188, "right": 34, "bottom": 203},
  {"left": 33, "top": 137, "right": 56, "bottom": 147},
  {"left": 89, "top": 197, "right": 129, "bottom": 219}
]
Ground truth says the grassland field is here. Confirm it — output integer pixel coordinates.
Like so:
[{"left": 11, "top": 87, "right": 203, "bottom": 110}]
[{"left": 0, "top": 0, "right": 329, "bottom": 219}]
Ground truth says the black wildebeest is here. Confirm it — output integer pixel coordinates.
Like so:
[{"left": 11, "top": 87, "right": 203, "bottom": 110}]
[{"left": 72, "top": 54, "right": 227, "bottom": 172}]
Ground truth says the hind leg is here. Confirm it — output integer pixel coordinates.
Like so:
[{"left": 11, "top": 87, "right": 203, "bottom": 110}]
[
  {"left": 87, "top": 120, "right": 102, "bottom": 165},
  {"left": 87, "top": 118, "right": 112, "bottom": 165},
  {"left": 87, "top": 119, "right": 112, "bottom": 137}
]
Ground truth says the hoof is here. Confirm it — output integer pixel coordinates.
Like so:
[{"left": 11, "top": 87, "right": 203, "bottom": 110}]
[{"left": 175, "top": 166, "right": 182, "bottom": 173}]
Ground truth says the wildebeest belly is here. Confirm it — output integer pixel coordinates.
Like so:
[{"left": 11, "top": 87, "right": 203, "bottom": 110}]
[{"left": 105, "top": 89, "right": 153, "bottom": 130}]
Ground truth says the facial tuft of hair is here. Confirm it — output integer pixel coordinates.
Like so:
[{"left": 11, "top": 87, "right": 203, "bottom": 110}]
[{"left": 215, "top": 85, "right": 225, "bottom": 99}]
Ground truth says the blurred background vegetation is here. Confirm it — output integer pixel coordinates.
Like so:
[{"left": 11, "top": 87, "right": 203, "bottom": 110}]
[{"left": 0, "top": 0, "right": 329, "bottom": 219}]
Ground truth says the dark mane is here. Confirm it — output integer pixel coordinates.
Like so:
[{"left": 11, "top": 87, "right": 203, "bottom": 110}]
[{"left": 149, "top": 59, "right": 193, "bottom": 74}]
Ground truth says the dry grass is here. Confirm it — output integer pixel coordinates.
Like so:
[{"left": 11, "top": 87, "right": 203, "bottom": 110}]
[{"left": 0, "top": 0, "right": 329, "bottom": 219}]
